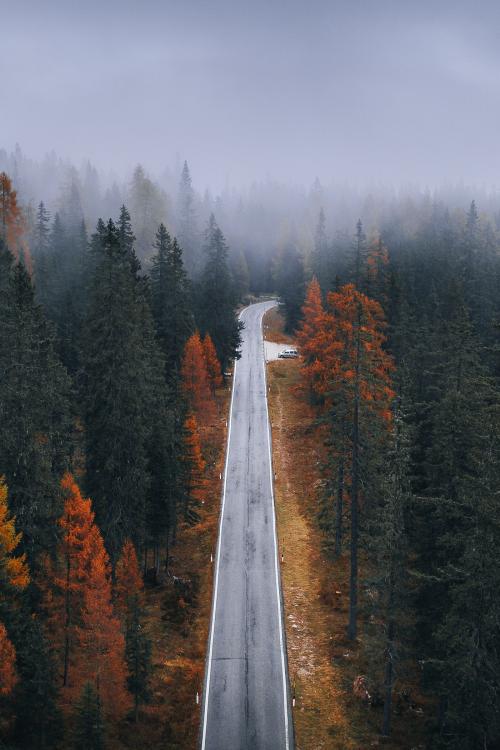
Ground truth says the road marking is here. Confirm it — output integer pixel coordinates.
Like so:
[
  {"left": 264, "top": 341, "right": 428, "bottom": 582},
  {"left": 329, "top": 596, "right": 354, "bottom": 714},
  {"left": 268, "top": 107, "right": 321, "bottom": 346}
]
[
  {"left": 200, "top": 302, "right": 291, "bottom": 750},
  {"left": 260, "top": 305, "right": 291, "bottom": 750},
  {"left": 200, "top": 307, "right": 242, "bottom": 750}
]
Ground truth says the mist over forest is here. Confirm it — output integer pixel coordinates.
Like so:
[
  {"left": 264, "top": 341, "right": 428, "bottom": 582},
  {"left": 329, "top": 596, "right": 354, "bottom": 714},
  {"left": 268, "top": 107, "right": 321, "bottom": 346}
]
[{"left": 3, "top": 2, "right": 500, "bottom": 749}]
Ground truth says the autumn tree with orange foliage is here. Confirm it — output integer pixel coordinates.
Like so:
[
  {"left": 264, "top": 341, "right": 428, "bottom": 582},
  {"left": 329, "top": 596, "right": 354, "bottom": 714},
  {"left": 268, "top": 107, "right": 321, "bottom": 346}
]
[
  {"left": 115, "top": 540, "right": 151, "bottom": 721},
  {"left": 0, "top": 621, "right": 17, "bottom": 697},
  {"left": 45, "top": 474, "right": 129, "bottom": 722},
  {"left": 182, "top": 413, "right": 207, "bottom": 524},
  {"left": 181, "top": 331, "right": 215, "bottom": 423},
  {"left": 0, "top": 172, "right": 30, "bottom": 271},
  {"left": 203, "top": 333, "right": 223, "bottom": 393},
  {"left": 76, "top": 523, "right": 130, "bottom": 722},
  {"left": 0, "top": 476, "right": 30, "bottom": 593},
  {"left": 299, "top": 283, "right": 395, "bottom": 639}
]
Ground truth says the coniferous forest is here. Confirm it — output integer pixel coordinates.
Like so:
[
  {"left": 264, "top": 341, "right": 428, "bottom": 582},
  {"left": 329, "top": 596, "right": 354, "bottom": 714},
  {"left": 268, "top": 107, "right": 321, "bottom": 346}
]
[
  {"left": 3, "top": 4, "right": 500, "bottom": 747},
  {"left": 1, "top": 149, "right": 500, "bottom": 748}
]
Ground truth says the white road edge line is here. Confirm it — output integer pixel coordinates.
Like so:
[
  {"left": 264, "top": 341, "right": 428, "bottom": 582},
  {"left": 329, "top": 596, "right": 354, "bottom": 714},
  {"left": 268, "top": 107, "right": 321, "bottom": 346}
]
[
  {"left": 260, "top": 304, "right": 291, "bottom": 750},
  {"left": 200, "top": 307, "right": 242, "bottom": 750},
  {"left": 200, "top": 301, "right": 291, "bottom": 750}
]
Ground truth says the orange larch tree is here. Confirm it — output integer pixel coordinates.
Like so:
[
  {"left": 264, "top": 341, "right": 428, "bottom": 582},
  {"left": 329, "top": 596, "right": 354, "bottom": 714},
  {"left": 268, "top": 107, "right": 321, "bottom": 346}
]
[
  {"left": 202, "top": 333, "right": 223, "bottom": 393},
  {"left": 45, "top": 473, "right": 130, "bottom": 721},
  {"left": 325, "top": 283, "right": 395, "bottom": 639},
  {"left": 46, "top": 473, "right": 95, "bottom": 690},
  {"left": 0, "top": 172, "right": 30, "bottom": 271},
  {"left": 296, "top": 277, "right": 336, "bottom": 400},
  {"left": 75, "top": 523, "right": 130, "bottom": 721},
  {"left": 0, "top": 475, "right": 30, "bottom": 592},
  {"left": 114, "top": 539, "right": 143, "bottom": 623},
  {"left": 180, "top": 331, "right": 215, "bottom": 422},
  {"left": 182, "top": 413, "right": 207, "bottom": 523},
  {"left": 0, "top": 621, "right": 18, "bottom": 696}
]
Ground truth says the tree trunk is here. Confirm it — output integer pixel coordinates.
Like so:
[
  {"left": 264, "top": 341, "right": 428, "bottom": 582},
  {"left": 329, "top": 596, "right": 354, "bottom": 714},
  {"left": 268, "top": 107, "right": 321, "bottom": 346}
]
[
  {"left": 382, "top": 619, "right": 395, "bottom": 736},
  {"left": 335, "top": 450, "right": 345, "bottom": 558},
  {"left": 348, "top": 304, "right": 361, "bottom": 641}
]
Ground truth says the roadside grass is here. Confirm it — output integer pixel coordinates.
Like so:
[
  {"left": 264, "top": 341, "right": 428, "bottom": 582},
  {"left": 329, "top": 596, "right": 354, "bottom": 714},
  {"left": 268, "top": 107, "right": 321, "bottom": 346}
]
[{"left": 265, "top": 307, "right": 428, "bottom": 750}]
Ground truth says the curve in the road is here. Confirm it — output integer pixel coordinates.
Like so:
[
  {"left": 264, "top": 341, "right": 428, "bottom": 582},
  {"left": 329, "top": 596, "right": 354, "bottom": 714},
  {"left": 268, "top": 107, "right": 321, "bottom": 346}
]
[{"left": 200, "top": 300, "right": 294, "bottom": 750}]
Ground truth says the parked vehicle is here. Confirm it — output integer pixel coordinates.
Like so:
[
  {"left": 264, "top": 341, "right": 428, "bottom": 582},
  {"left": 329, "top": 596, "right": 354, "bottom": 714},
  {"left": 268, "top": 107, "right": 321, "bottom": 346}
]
[{"left": 278, "top": 348, "right": 299, "bottom": 358}]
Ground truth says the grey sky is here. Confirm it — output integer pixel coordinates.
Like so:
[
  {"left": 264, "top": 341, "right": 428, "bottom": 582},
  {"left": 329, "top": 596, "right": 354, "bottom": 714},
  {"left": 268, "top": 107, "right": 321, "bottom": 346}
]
[{"left": 3, "top": 0, "right": 500, "bottom": 190}]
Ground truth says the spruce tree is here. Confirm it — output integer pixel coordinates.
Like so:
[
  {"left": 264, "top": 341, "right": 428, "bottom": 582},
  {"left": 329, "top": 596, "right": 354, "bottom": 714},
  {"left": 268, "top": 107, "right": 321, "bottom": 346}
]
[
  {"left": 0, "top": 242, "right": 71, "bottom": 563},
  {"left": 150, "top": 223, "right": 194, "bottom": 382},
  {"left": 177, "top": 160, "right": 198, "bottom": 275},
  {"left": 73, "top": 682, "right": 104, "bottom": 750},
  {"left": 83, "top": 219, "right": 153, "bottom": 558},
  {"left": 197, "top": 214, "right": 242, "bottom": 370}
]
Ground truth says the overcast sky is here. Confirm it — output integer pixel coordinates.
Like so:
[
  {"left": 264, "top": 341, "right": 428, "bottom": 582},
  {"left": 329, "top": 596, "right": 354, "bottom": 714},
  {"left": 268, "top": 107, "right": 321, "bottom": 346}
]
[{"left": 2, "top": 0, "right": 500, "bottom": 190}]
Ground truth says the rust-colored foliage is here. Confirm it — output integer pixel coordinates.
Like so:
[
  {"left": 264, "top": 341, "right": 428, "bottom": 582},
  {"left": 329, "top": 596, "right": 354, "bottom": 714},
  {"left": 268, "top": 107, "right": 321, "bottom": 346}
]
[
  {"left": 325, "top": 283, "right": 395, "bottom": 422},
  {"left": 296, "top": 277, "right": 338, "bottom": 398},
  {"left": 45, "top": 474, "right": 130, "bottom": 719},
  {"left": 0, "top": 476, "right": 30, "bottom": 591},
  {"left": 75, "top": 523, "right": 130, "bottom": 721},
  {"left": 181, "top": 331, "right": 215, "bottom": 422},
  {"left": 115, "top": 539, "right": 144, "bottom": 620},
  {"left": 299, "top": 282, "right": 394, "bottom": 421},
  {"left": 0, "top": 172, "right": 31, "bottom": 272},
  {"left": 202, "top": 333, "right": 223, "bottom": 393},
  {"left": 0, "top": 621, "right": 17, "bottom": 696},
  {"left": 183, "top": 413, "right": 207, "bottom": 513}
]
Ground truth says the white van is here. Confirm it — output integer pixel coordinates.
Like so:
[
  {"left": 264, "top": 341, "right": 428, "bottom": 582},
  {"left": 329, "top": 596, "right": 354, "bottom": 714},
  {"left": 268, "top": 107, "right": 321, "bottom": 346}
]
[{"left": 278, "top": 348, "right": 299, "bottom": 359}]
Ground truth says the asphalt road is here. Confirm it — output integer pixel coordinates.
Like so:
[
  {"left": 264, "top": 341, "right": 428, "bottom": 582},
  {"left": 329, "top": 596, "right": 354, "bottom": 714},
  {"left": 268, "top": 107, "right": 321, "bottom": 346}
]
[{"left": 200, "top": 300, "right": 294, "bottom": 750}]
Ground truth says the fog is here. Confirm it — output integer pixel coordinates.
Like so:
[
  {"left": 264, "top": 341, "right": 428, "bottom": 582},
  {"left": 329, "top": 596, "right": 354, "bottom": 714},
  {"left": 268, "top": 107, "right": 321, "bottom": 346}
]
[{"left": 3, "top": 0, "right": 500, "bottom": 192}]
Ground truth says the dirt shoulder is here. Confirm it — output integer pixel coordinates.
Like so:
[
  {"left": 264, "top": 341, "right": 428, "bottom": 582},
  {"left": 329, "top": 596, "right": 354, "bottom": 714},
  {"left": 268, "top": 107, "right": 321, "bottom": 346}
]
[{"left": 265, "top": 306, "right": 426, "bottom": 750}]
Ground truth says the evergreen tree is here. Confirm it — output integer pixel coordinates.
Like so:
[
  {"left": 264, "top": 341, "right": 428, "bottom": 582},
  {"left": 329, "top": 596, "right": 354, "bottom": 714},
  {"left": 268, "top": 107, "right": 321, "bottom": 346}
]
[
  {"left": 83, "top": 218, "right": 160, "bottom": 558},
  {"left": 275, "top": 240, "right": 305, "bottom": 332},
  {"left": 197, "top": 214, "right": 242, "bottom": 370},
  {"left": 150, "top": 223, "right": 194, "bottom": 382},
  {"left": 0, "top": 245, "right": 71, "bottom": 563},
  {"left": 177, "top": 160, "right": 198, "bottom": 275},
  {"left": 73, "top": 682, "right": 104, "bottom": 750}
]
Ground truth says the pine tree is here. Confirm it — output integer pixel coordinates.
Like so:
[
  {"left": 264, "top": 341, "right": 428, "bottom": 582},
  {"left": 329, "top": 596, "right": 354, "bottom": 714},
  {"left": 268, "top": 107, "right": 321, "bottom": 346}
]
[
  {"left": 150, "top": 223, "right": 194, "bottom": 382},
  {"left": 73, "top": 682, "right": 104, "bottom": 750},
  {"left": 32, "top": 201, "right": 51, "bottom": 257},
  {"left": 83, "top": 218, "right": 157, "bottom": 558},
  {"left": 197, "top": 214, "right": 242, "bottom": 370},
  {"left": 364, "top": 409, "right": 413, "bottom": 737},
  {"left": 115, "top": 541, "right": 151, "bottom": 722},
  {"left": 312, "top": 207, "right": 330, "bottom": 290},
  {"left": 275, "top": 240, "right": 305, "bottom": 332},
  {"left": 0, "top": 247, "right": 71, "bottom": 563},
  {"left": 177, "top": 160, "right": 198, "bottom": 275}
]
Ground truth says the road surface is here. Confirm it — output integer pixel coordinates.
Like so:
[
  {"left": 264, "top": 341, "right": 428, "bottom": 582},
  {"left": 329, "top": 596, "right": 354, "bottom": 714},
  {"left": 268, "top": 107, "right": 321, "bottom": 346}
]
[{"left": 200, "top": 300, "right": 294, "bottom": 750}]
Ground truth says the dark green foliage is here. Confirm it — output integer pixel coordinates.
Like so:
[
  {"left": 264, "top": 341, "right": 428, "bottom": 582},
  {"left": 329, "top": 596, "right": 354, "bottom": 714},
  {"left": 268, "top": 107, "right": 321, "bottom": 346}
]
[
  {"left": 12, "top": 618, "right": 62, "bottom": 750},
  {"left": 0, "top": 240, "right": 71, "bottom": 562},
  {"left": 150, "top": 223, "right": 194, "bottom": 382},
  {"left": 73, "top": 682, "right": 104, "bottom": 750},
  {"left": 197, "top": 214, "right": 242, "bottom": 370},
  {"left": 125, "top": 597, "right": 152, "bottom": 721},
  {"left": 83, "top": 218, "right": 156, "bottom": 559},
  {"left": 274, "top": 241, "right": 305, "bottom": 332}
]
